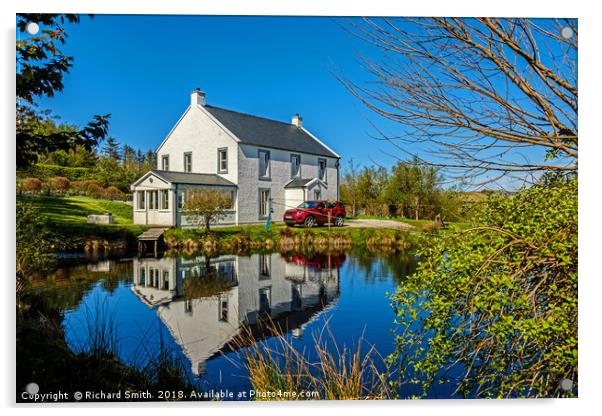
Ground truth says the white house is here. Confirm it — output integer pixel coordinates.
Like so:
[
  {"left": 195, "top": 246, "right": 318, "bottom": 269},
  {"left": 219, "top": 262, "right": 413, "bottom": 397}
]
[{"left": 131, "top": 89, "right": 341, "bottom": 227}]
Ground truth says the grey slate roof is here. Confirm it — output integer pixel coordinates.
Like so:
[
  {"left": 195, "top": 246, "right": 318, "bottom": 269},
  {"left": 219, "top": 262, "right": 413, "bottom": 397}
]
[
  {"left": 204, "top": 105, "right": 339, "bottom": 158},
  {"left": 284, "top": 178, "right": 315, "bottom": 189},
  {"left": 151, "top": 170, "right": 236, "bottom": 187}
]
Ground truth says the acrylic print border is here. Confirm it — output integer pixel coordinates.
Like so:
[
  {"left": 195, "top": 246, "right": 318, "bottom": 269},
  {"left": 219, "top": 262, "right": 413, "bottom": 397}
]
[{"left": 3, "top": 0, "right": 587, "bottom": 414}]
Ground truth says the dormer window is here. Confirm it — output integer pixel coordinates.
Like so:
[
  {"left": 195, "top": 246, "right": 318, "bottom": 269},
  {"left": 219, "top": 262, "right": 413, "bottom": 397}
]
[
  {"left": 291, "top": 154, "right": 301, "bottom": 178},
  {"left": 184, "top": 152, "right": 192, "bottom": 172},
  {"left": 318, "top": 158, "right": 327, "bottom": 182},
  {"left": 218, "top": 148, "right": 228, "bottom": 173},
  {"left": 161, "top": 155, "right": 169, "bottom": 171}
]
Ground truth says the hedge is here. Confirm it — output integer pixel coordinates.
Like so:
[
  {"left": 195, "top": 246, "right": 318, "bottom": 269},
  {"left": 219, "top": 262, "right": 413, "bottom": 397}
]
[{"left": 17, "top": 164, "right": 93, "bottom": 181}]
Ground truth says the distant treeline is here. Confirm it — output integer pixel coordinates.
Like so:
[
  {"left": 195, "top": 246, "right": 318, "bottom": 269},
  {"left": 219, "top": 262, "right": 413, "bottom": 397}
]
[
  {"left": 340, "top": 158, "right": 491, "bottom": 221},
  {"left": 17, "top": 138, "right": 156, "bottom": 198}
]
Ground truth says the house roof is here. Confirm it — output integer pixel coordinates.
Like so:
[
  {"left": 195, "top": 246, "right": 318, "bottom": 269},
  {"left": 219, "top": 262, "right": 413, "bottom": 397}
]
[
  {"left": 149, "top": 170, "right": 236, "bottom": 187},
  {"left": 204, "top": 105, "right": 339, "bottom": 158}
]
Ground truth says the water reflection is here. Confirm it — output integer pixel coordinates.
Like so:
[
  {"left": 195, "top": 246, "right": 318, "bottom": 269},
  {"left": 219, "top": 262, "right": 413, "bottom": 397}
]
[{"left": 131, "top": 253, "right": 343, "bottom": 375}]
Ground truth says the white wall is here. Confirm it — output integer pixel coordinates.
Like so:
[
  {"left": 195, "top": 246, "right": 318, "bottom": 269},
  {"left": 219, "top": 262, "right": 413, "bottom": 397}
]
[
  {"left": 156, "top": 106, "right": 239, "bottom": 185},
  {"left": 132, "top": 173, "right": 175, "bottom": 226},
  {"left": 237, "top": 144, "right": 339, "bottom": 224}
]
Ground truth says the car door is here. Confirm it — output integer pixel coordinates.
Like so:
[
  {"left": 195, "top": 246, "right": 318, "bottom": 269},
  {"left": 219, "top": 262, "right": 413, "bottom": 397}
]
[
  {"left": 321, "top": 201, "right": 336, "bottom": 224},
  {"left": 315, "top": 202, "right": 328, "bottom": 224}
]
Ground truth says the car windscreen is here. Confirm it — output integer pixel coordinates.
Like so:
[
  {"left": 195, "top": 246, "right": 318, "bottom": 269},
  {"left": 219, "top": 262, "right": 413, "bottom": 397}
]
[{"left": 297, "top": 201, "right": 318, "bottom": 209}]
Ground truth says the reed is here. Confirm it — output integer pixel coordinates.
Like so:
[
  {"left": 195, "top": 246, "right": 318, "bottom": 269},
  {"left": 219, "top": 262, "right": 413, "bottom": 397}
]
[{"left": 235, "top": 319, "right": 394, "bottom": 400}]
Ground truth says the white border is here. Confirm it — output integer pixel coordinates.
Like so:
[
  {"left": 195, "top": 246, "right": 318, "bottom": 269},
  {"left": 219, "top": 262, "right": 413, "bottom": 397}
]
[{"left": 3, "top": 1, "right": 600, "bottom": 415}]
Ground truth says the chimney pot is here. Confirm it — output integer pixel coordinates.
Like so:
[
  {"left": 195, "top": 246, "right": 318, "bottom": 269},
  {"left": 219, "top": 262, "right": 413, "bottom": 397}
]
[
  {"left": 191, "top": 88, "right": 206, "bottom": 106},
  {"left": 292, "top": 113, "right": 303, "bottom": 128}
]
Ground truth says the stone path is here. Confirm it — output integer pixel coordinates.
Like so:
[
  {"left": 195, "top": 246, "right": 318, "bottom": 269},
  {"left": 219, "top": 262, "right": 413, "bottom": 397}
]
[{"left": 342, "top": 218, "right": 414, "bottom": 230}]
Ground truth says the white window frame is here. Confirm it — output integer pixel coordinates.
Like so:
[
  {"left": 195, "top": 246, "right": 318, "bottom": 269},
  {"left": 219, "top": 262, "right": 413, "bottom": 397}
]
[
  {"left": 259, "top": 188, "right": 270, "bottom": 218},
  {"left": 161, "top": 155, "right": 169, "bottom": 171},
  {"left": 184, "top": 152, "right": 192, "bottom": 173},
  {"left": 218, "top": 148, "right": 228, "bottom": 173},
  {"left": 318, "top": 158, "right": 327, "bottom": 183},
  {"left": 291, "top": 153, "right": 301, "bottom": 178},
  {"left": 148, "top": 190, "right": 159, "bottom": 210},
  {"left": 258, "top": 149, "right": 271, "bottom": 180},
  {"left": 161, "top": 189, "right": 169, "bottom": 210},
  {"left": 138, "top": 191, "right": 146, "bottom": 210}
]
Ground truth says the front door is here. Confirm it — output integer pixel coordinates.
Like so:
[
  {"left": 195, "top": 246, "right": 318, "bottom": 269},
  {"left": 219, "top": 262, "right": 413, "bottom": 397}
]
[{"left": 146, "top": 190, "right": 159, "bottom": 225}]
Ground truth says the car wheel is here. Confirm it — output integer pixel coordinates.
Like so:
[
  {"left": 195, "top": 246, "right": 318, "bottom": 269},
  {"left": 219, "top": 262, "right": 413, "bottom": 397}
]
[
  {"left": 304, "top": 215, "right": 316, "bottom": 228},
  {"left": 334, "top": 215, "right": 344, "bottom": 227}
]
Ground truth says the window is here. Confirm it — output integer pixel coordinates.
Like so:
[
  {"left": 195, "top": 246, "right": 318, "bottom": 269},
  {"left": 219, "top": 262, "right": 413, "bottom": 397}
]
[
  {"left": 184, "top": 152, "right": 192, "bottom": 172},
  {"left": 162, "top": 271, "right": 169, "bottom": 289},
  {"left": 161, "top": 155, "right": 169, "bottom": 171},
  {"left": 138, "top": 191, "right": 145, "bottom": 209},
  {"left": 139, "top": 267, "right": 146, "bottom": 286},
  {"left": 297, "top": 201, "right": 318, "bottom": 209},
  {"left": 150, "top": 269, "right": 159, "bottom": 288},
  {"left": 259, "top": 287, "right": 272, "bottom": 314},
  {"left": 161, "top": 190, "right": 169, "bottom": 210},
  {"left": 218, "top": 148, "right": 228, "bottom": 173},
  {"left": 219, "top": 296, "right": 229, "bottom": 322},
  {"left": 259, "top": 254, "right": 270, "bottom": 279},
  {"left": 259, "top": 189, "right": 270, "bottom": 218},
  {"left": 291, "top": 284, "right": 302, "bottom": 311},
  {"left": 148, "top": 190, "right": 159, "bottom": 210},
  {"left": 221, "top": 191, "right": 235, "bottom": 210},
  {"left": 291, "top": 154, "right": 301, "bottom": 178},
  {"left": 177, "top": 190, "right": 186, "bottom": 210},
  {"left": 258, "top": 149, "right": 270, "bottom": 179},
  {"left": 318, "top": 158, "right": 327, "bottom": 182},
  {"left": 314, "top": 189, "right": 321, "bottom": 200}
]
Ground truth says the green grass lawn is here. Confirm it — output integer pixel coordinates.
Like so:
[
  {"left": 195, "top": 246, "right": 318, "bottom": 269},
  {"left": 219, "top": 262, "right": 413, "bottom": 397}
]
[{"left": 18, "top": 195, "right": 147, "bottom": 243}]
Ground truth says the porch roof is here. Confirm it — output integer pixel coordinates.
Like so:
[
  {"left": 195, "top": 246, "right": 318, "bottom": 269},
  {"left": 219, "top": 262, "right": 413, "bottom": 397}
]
[
  {"left": 284, "top": 177, "right": 324, "bottom": 189},
  {"left": 133, "top": 170, "right": 236, "bottom": 187}
]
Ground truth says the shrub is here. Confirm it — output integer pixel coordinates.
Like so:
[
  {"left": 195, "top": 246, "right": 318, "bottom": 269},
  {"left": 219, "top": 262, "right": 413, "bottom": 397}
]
[
  {"left": 103, "top": 186, "right": 125, "bottom": 201},
  {"left": 21, "top": 177, "right": 42, "bottom": 193},
  {"left": 184, "top": 189, "right": 232, "bottom": 233},
  {"left": 26, "top": 163, "right": 92, "bottom": 181},
  {"left": 49, "top": 176, "right": 71, "bottom": 195},
  {"left": 16, "top": 201, "right": 55, "bottom": 278},
  {"left": 82, "top": 180, "right": 102, "bottom": 193},
  {"left": 70, "top": 181, "right": 87, "bottom": 195},
  {"left": 87, "top": 183, "right": 104, "bottom": 199},
  {"left": 388, "top": 176, "right": 578, "bottom": 398}
]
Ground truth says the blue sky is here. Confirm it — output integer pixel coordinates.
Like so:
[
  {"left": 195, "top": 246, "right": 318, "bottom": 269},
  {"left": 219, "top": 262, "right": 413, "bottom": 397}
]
[
  {"left": 30, "top": 15, "right": 404, "bottom": 170},
  {"left": 23, "top": 15, "right": 575, "bottom": 189}
]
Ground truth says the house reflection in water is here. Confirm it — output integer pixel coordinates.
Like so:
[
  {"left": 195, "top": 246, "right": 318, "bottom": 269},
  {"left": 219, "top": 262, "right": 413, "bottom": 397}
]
[{"left": 131, "top": 253, "right": 343, "bottom": 376}]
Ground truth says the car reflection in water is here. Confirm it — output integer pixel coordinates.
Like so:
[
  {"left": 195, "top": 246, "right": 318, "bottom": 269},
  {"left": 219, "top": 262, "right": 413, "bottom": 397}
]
[{"left": 131, "top": 252, "right": 344, "bottom": 376}]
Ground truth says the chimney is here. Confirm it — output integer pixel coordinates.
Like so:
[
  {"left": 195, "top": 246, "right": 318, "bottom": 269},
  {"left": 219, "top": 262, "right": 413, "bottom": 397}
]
[
  {"left": 191, "top": 87, "right": 206, "bottom": 106},
  {"left": 292, "top": 113, "right": 303, "bottom": 128}
]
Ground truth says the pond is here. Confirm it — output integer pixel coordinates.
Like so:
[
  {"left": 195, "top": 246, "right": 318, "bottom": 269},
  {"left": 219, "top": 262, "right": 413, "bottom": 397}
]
[{"left": 22, "top": 250, "right": 462, "bottom": 400}]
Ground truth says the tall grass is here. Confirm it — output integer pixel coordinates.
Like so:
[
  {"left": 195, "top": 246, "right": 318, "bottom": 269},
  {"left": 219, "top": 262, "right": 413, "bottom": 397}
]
[
  {"left": 78, "top": 295, "right": 120, "bottom": 358},
  {"left": 71, "top": 289, "right": 197, "bottom": 395},
  {"left": 235, "top": 320, "right": 394, "bottom": 400}
]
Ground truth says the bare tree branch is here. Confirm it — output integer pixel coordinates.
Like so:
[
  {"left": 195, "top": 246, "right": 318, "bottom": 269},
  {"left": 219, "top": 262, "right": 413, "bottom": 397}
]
[{"left": 336, "top": 17, "right": 577, "bottom": 184}]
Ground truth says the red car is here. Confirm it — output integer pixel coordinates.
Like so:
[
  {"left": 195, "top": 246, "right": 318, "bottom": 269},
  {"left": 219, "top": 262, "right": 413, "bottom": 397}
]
[{"left": 283, "top": 200, "right": 346, "bottom": 228}]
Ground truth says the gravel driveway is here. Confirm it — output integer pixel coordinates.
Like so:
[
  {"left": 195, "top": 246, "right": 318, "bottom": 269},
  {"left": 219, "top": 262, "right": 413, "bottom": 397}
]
[{"left": 343, "top": 218, "right": 414, "bottom": 230}]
